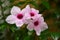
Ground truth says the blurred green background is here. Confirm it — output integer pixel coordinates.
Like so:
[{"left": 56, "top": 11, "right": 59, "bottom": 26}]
[{"left": 0, "top": 0, "right": 60, "bottom": 40}]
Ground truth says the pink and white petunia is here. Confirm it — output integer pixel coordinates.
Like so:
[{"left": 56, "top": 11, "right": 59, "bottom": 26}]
[
  {"left": 25, "top": 5, "right": 39, "bottom": 19},
  {"left": 27, "top": 15, "right": 48, "bottom": 36},
  {"left": 24, "top": 5, "right": 41, "bottom": 24},
  {"left": 6, "top": 6, "right": 28, "bottom": 27}
]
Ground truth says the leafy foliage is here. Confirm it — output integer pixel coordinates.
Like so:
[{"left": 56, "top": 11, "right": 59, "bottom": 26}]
[{"left": 0, "top": 0, "right": 60, "bottom": 40}]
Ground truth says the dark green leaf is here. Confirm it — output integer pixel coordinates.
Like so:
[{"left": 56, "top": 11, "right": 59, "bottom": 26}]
[{"left": 41, "top": 0, "right": 51, "bottom": 9}]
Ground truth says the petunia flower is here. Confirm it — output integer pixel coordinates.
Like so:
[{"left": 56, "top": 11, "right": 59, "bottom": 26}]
[
  {"left": 24, "top": 5, "right": 41, "bottom": 24},
  {"left": 6, "top": 6, "right": 28, "bottom": 27},
  {"left": 27, "top": 15, "right": 48, "bottom": 36}
]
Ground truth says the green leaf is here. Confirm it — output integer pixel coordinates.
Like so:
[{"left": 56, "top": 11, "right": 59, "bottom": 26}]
[
  {"left": 0, "top": 23, "right": 7, "bottom": 31},
  {"left": 9, "top": 0, "right": 15, "bottom": 3},
  {"left": 15, "top": 2, "right": 25, "bottom": 6},
  {"left": 51, "top": 32, "right": 60, "bottom": 40},
  {"left": 51, "top": 32, "right": 60, "bottom": 38},
  {"left": 40, "top": 30, "right": 50, "bottom": 40},
  {"left": 24, "top": 36, "right": 30, "bottom": 40},
  {"left": 0, "top": 2, "right": 2, "bottom": 5},
  {"left": 41, "top": 0, "right": 51, "bottom": 9},
  {"left": 9, "top": 25, "right": 17, "bottom": 32}
]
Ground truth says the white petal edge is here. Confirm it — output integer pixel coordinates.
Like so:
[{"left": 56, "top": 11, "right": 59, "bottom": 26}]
[
  {"left": 27, "top": 23, "right": 34, "bottom": 31},
  {"left": 15, "top": 20, "right": 24, "bottom": 27},
  {"left": 34, "top": 25, "right": 41, "bottom": 36},
  {"left": 11, "top": 6, "right": 21, "bottom": 15},
  {"left": 36, "top": 29, "right": 41, "bottom": 36},
  {"left": 31, "top": 8, "right": 39, "bottom": 14},
  {"left": 25, "top": 5, "right": 31, "bottom": 13},
  {"left": 6, "top": 15, "right": 16, "bottom": 24},
  {"left": 21, "top": 5, "right": 30, "bottom": 14},
  {"left": 41, "top": 22, "right": 48, "bottom": 31}
]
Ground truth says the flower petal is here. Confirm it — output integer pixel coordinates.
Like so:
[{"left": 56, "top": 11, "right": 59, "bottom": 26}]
[
  {"left": 24, "top": 12, "right": 32, "bottom": 24},
  {"left": 31, "top": 8, "right": 39, "bottom": 14},
  {"left": 34, "top": 25, "right": 41, "bottom": 36},
  {"left": 36, "top": 30, "right": 41, "bottom": 36},
  {"left": 15, "top": 20, "right": 24, "bottom": 27},
  {"left": 21, "top": 5, "right": 30, "bottom": 14},
  {"left": 34, "top": 27, "right": 41, "bottom": 36},
  {"left": 33, "top": 14, "right": 44, "bottom": 23},
  {"left": 11, "top": 6, "right": 21, "bottom": 15},
  {"left": 25, "top": 5, "right": 31, "bottom": 13},
  {"left": 32, "top": 14, "right": 43, "bottom": 23},
  {"left": 40, "top": 22, "right": 48, "bottom": 31},
  {"left": 23, "top": 18, "right": 31, "bottom": 24},
  {"left": 27, "top": 23, "right": 34, "bottom": 31},
  {"left": 39, "top": 17, "right": 44, "bottom": 23},
  {"left": 6, "top": 15, "right": 16, "bottom": 24}
]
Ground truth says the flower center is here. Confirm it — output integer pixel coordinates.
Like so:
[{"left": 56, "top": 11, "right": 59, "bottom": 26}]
[
  {"left": 34, "top": 21, "right": 39, "bottom": 26},
  {"left": 17, "top": 14, "right": 23, "bottom": 19},
  {"left": 30, "top": 12, "right": 35, "bottom": 17}
]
